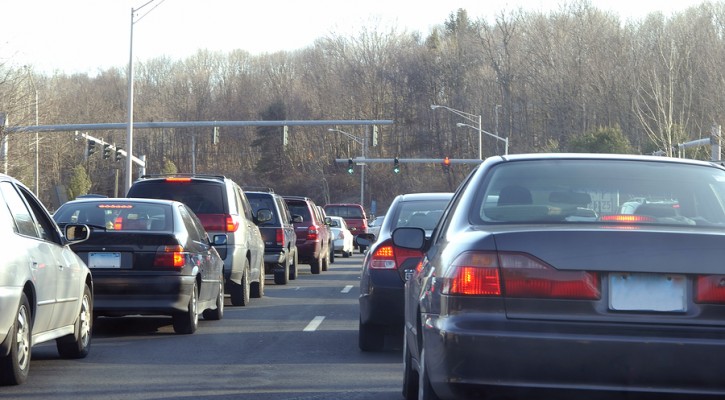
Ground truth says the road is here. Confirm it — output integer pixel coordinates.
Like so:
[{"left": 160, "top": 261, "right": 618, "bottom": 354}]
[{"left": 3, "top": 253, "right": 404, "bottom": 400}]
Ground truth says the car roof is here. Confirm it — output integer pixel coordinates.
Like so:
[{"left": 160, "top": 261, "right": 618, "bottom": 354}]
[
  {"left": 61, "top": 197, "right": 181, "bottom": 207},
  {"left": 489, "top": 152, "right": 725, "bottom": 168},
  {"left": 394, "top": 192, "right": 454, "bottom": 201}
]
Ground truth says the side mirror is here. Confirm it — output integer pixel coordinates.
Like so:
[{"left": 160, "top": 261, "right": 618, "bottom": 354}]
[
  {"left": 291, "top": 214, "right": 303, "bottom": 223},
  {"left": 213, "top": 234, "right": 228, "bottom": 246},
  {"left": 391, "top": 227, "right": 425, "bottom": 250},
  {"left": 256, "top": 209, "right": 273, "bottom": 224},
  {"left": 355, "top": 233, "right": 376, "bottom": 247},
  {"left": 325, "top": 216, "right": 332, "bottom": 225},
  {"left": 65, "top": 224, "right": 90, "bottom": 243}
]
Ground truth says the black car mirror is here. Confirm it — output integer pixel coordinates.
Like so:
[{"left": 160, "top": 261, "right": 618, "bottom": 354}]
[
  {"left": 256, "top": 209, "right": 273, "bottom": 223},
  {"left": 325, "top": 216, "right": 332, "bottom": 225},
  {"left": 213, "top": 234, "right": 228, "bottom": 246},
  {"left": 291, "top": 214, "right": 303, "bottom": 223},
  {"left": 355, "top": 233, "right": 376, "bottom": 247},
  {"left": 392, "top": 227, "right": 425, "bottom": 250}
]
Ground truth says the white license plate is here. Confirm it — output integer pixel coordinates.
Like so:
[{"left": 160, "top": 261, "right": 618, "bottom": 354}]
[
  {"left": 88, "top": 252, "right": 121, "bottom": 269},
  {"left": 609, "top": 273, "right": 687, "bottom": 312}
]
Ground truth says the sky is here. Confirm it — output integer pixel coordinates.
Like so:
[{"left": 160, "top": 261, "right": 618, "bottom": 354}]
[{"left": 0, "top": 0, "right": 710, "bottom": 76}]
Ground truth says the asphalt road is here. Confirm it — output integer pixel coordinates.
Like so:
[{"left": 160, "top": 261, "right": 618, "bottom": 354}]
[{"left": 3, "top": 253, "right": 404, "bottom": 400}]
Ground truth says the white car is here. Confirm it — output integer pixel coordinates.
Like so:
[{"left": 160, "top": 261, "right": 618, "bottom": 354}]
[
  {"left": 329, "top": 216, "right": 354, "bottom": 257},
  {"left": 0, "top": 174, "right": 93, "bottom": 385}
]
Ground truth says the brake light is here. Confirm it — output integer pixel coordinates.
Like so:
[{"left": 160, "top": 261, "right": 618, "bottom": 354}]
[
  {"left": 275, "top": 228, "right": 284, "bottom": 246},
  {"left": 226, "top": 215, "right": 240, "bottom": 232},
  {"left": 114, "top": 216, "right": 123, "bottom": 230},
  {"left": 369, "top": 240, "right": 423, "bottom": 270},
  {"left": 601, "top": 214, "right": 655, "bottom": 223},
  {"left": 196, "top": 214, "right": 238, "bottom": 232},
  {"left": 443, "top": 251, "right": 600, "bottom": 299},
  {"left": 154, "top": 245, "right": 185, "bottom": 268},
  {"left": 307, "top": 225, "right": 319, "bottom": 241},
  {"left": 165, "top": 177, "right": 191, "bottom": 182},
  {"left": 696, "top": 275, "right": 725, "bottom": 303}
]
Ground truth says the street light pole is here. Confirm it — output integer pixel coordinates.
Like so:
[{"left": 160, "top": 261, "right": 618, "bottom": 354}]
[
  {"left": 25, "top": 67, "right": 39, "bottom": 195},
  {"left": 431, "top": 104, "right": 483, "bottom": 160},
  {"left": 328, "top": 128, "right": 366, "bottom": 205},
  {"left": 457, "top": 122, "right": 509, "bottom": 155}
]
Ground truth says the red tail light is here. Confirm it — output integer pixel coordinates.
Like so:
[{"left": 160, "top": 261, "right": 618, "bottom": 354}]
[
  {"left": 275, "top": 228, "right": 284, "bottom": 246},
  {"left": 601, "top": 214, "right": 655, "bottom": 223},
  {"left": 443, "top": 251, "right": 600, "bottom": 299},
  {"left": 197, "top": 214, "right": 239, "bottom": 232},
  {"left": 154, "top": 245, "right": 185, "bottom": 268},
  {"left": 226, "top": 215, "right": 240, "bottom": 232},
  {"left": 307, "top": 225, "right": 319, "bottom": 241},
  {"left": 696, "top": 275, "right": 725, "bottom": 303},
  {"left": 369, "top": 240, "right": 423, "bottom": 270},
  {"left": 114, "top": 216, "right": 123, "bottom": 230},
  {"left": 165, "top": 177, "right": 191, "bottom": 182}
]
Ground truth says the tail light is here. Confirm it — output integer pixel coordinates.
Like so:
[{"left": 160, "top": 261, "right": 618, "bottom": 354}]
[
  {"left": 165, "top": 177, "right": 191, "bottom": 183},
  {"left": 601, "top": 214, "right": 655, "bottom": 223},
  {"left": 443, "top": 251, "right": 600, "bottom": 300},
  {"left": 696, "top": 275, "right": 725, "bottom": 303},
  {"left": 275, "top": 228, "right": 284, "bottom": 246},
  {"left": 197, "top": 214, "right": 239, "bottom": 232},
  {"left": 369, "top": 239, "right": 423, "bottom": 270},
  {"left": 336, "top": 231, "right": 345, "bottom": 240},
  {"left": 307, "top": 225, "right": 319, "bottom": 241},
  {"left": 114, "top": 216, "right": 123, "bottom": 230},
  {"left": 154, "top": 245, "right": 185, "bottom": 268}
]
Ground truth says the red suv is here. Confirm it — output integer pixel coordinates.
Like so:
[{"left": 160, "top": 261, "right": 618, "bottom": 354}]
[
  {"left": 283, "top": 196, "right": 331, "bottom": 274},
  {"left": 323, "top": 203, "right": 368, "bottom": 253}
]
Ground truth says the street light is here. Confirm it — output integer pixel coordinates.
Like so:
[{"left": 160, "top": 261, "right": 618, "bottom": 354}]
[
  {"left": 431, "top": 104, "right": 482, "bottom": 160},
  {"left": 24, "top": 66, "right": 39, "bottom": 195},
  {"left": 329, "top": 128, "right": 366, "bottom": 205},
  {"left": 456, "top": 122, "right": 509, "bottom": 155},
  {"left": 126, "top": 0, "right": 163, "bottom": 194}
]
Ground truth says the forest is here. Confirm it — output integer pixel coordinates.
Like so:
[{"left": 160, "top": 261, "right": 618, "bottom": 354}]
[{"left": 0, "top": 0, "right": 723, "bottom": 213}]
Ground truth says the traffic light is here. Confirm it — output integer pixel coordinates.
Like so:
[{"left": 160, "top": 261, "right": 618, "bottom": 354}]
[
  {"left": 283, "top": 125, "right": 288, "bottom": 147},
  {"left": 393, "top": 157, "right": 400, "bottom": 174},
  {"left": 87, "top": 140, "right": 95, "bottom": 156},
  {"left": 103, "top": 144, "right": 111, "bottom": 159},
  {"left": 372, "top": 125, "right": 378, "bottom": 147},
  {"left": 115, "top": 147, "right": 123, "bottom": 162},
  {"left": 347, "top": 158, "right": 354, "bottom": 174},
  {"left": 442, "top": 157, "right": 451, "bottom": 173},
  {"left": 213, "top": 126, "right": 220, "bottom": 145}
]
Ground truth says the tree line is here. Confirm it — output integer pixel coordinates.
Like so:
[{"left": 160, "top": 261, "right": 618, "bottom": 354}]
[{"left": 0, "top": 0, "right": 723, "bottom": 213}]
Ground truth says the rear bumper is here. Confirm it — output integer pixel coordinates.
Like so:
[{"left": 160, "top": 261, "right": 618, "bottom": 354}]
[
  {"left": 296, "top": 241, "right": 321, "bottom": 263},
  {"left": 422, "top": 314, "right": 725, "bottom": 398},
  {"left": 92, "top": 274, "right": 195, "bottom": 316},
  {"left": 359, "top": 271, "right": 404, "bottom": 326},
  {"left": 263, "top": 248, "right": 286, "bottom": 266}
]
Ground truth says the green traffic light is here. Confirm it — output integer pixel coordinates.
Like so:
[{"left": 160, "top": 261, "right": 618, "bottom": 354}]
[{"left": 393, "top": 158, "right": 400, "bottom": 173}]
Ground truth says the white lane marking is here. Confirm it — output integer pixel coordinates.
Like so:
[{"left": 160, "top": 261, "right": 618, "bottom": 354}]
[
  {"left": 303, "top": 316, "right": 325, "bottom": 332},
  {"left": 341, "top": 285, "right": 353, "bottom": 293}
]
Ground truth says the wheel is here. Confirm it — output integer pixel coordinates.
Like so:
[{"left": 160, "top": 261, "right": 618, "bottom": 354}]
[
  {"left": 419, "top": 349, "right": 441, "bottom": 400},
  {"left": 288, "top": 251, "right": 298, "bottom": 280},
  {"left": 57, "top": 284, "right": 93, "bottom": 359},
  {"left": 230, "top": 259, "right": 250, "bottom": 306},
  {"left": 329, "top": 244, "right": 335, "bottom": 264},
  {"left": 322, "top": 250, "right": 329, "bottom": 272},
  {"left": 251, "top": 259, "right": 265, "bottom": 298},
  {"left": 274, "top": 260, "right": 289, "bottom": 285},
  {"left": 358, "top": 317, "right": 385, "bottom": 351},
  {"left": 0, "top": 293, "right": 31, "bottom": 385},
  {"left": 359, "top": 245, "right": 367, "bottom": 254},
  {"left": 203, "top": 277, "right": 224, "bottom": 320},
  {"left": 402, "top": 335, "right": 419, "bottom": 400},
  {"left": 310, "top": 256, "right": 321, "bottom": 274},
  {"left": 173, "top": 281, "right": 198, "bottom": 334},
  {"left": 342, "top": 249, "right": 351, "bottom": 258}
]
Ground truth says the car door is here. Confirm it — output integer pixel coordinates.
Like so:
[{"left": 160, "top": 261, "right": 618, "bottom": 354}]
[
  {"left": 0, "top": 181, "right": 60, "bottom": 334},
  {"left": 179, "top": 205, "right": 218, "bottom": 303},
  {"left": 236, "top": 187, "right": 264, "bottom": 277}
]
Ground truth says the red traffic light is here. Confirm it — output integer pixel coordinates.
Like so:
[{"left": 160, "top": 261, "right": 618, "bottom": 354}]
[{"left": 442, "top": 157, "right": 451, "bottom": 173}]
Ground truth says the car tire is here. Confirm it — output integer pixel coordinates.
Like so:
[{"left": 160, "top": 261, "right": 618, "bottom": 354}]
[
  {"left": 402, "top": 334, "right": 419, "bottom": 400},
  {"left": 359, "top": 245, "right": 367, "bottom": 254},
  {"left": 251, "top": 266, "right": 265, "bottom": 298},
  {"left": 56, "top": 284, "right": 93, "bottom": 359},
  {"left": 289, "top": 251, "right": 298, "bottom": 280},
  {"left": 173, "top": 281, "right": 198, "bottom": 334},
  {"left": 0, "top": 293, "right": 32, "bottom": 386},
  {"left": 329, "top": 244, "right": 335, "bottom": 264},
  {"left": 322, "top": 250, "right": 329, "bottom": 272},
  {"left": 310, "top": 257, "right": 321, "bottom": 274},
  {"left": 358, "top": 317, "right": 385, "bottom": 351},
  {"left": 343, "top": 250, "right": 351, "bottom": 258},
  {"left": 230, "top": 260, "right": 251, "bottom": 306},
  {"left": 203, "top": 277, "right": 224, "bottom": 320},
  {"left": 274, "top": 260, "right": 289, "bottom": 285},
  {"left": 419, "top": 349, "right": 441, "bottom": 400}
]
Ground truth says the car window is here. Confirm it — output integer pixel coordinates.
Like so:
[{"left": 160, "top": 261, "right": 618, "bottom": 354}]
[
  {"left": 247, "top": 193, "right": 280, "bottom": 225},
  {"left": 178, "top": 204, "right": 205, "bottom": 242},
  {"left": 287, "top": 202, "right": 312, "bottom": 222},
  {"left": 476, "top": 159, "right": 725, "bottom": 227},
  {"left": 393, "top": 200, "right": 450, "bottom": 231},
  {"left": 0, "top": 181, "right": 40, "bottom": 238},
  {"left": 129, "top": 181, "right": 225, "bottom": 214},
  {"left": 325, "top": 205, "right": 364, "bottom": 218}
]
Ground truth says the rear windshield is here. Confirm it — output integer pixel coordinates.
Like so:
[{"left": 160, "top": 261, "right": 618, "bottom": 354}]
[
  {"left": 128, "top": 181, "right": 224, "bottom": 215},
  {"left": 474, "top": 159, "right": 725, "bottom": 228},
  {"left": 54, "top": 202, "right": 172, "bottom": 231},
  {"left": 391, "top": 200, "right": 449, "bottom": 232},
  {"left": 287, "top": 202, "right": 312, "bottom": 222},
  {"left": 246, "top": 193, "right": 280, "bottom": 225},
  {"left": 325, "top": 205, "right": 364, "bottom": 218}
]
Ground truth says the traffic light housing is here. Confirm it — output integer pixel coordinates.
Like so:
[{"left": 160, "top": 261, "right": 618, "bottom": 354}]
[
  {"left": 393, "top": 157, "right": 400, "bottom": 174},
  {"left": 103, "top": 144, "right": 111, "bottom": 159},
  {"left": 115, "top": 148, "right": 123, "bottom": 162},
  {"left": 347, "top": 158, "right": 354, "bottom": 174},
  {"left": 87, "top": 140, "right": 95, "bottom": 156},
  {"left": 442, "top": 157, "right": 451, "bottom": 173}
]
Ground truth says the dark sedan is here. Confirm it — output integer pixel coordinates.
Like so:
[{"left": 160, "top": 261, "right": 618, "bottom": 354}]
[
  {"left": 397, "top": 154, "right": 725, "bottom": 399},
  {"left": 53, "top": 198, "right": 225, "bottom": 334},
  {"left": 357, "top": 192, "right": 453, "bottom": 351}
]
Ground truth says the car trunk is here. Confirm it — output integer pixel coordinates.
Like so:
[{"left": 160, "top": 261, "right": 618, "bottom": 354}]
[{"left": 70, "top": 231, "right": 184, "bottom": 271}]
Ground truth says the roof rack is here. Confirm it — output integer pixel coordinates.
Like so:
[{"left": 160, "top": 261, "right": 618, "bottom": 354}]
[
  {"left": 139, "top": 173, "right": 226, "bottom": 180},
  {"left": 243, "top": 186, "right": 275, "bottom": 193}
]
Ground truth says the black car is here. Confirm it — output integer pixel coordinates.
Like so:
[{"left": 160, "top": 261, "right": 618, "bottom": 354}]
[
  {"left": 283, "top": 196, "right": 331, "bottom": 275},
  {"left": 357, "top": 192, "right": 452, "bottom": 351},
  {"left": 53, "top": 198, "right": 225, "bottom": 334},
  {"left": 398, "top": 154, "right": 725, "bottom": 399},
  {"left": 245, "top": 188, "right": 300, "bottom": 285},
  {"left": 126, "top": 174, "right": 266, "bottom": 306}
]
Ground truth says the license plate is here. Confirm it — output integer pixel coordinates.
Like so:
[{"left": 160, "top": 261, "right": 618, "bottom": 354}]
[
  {"left": 404, "top": 269, "right": 415, "bottom": 281},
  {"left": 88, "top": 252, "right": 121, "bottom": 269},
  {"left": 609, "top": 273, "right": 686, "bottom": 312}
]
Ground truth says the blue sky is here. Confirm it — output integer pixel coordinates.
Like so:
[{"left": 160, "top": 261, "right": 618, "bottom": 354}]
[{"left": 0, "top": 0, "right": 708, "bottom": 75}]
